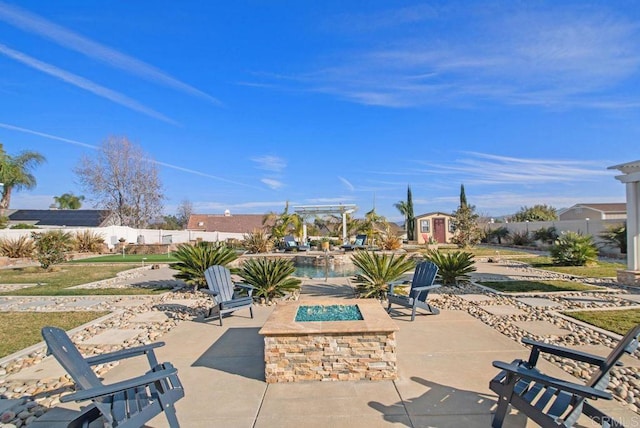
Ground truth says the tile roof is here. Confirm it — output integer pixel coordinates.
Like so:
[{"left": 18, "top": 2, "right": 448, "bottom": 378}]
[
  {"left": 8, "top": 210, "right": 113, "bottom": 227},
  {"left": 187, "top": 214, "right": 269, "bottom": 233}
]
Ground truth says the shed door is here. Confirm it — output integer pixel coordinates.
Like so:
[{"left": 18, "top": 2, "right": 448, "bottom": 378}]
[{"left": 433, "top": 218, "right": 446, "bottom": 243}]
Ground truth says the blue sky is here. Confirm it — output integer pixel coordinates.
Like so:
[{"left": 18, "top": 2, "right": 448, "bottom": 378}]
[{"left": 1, "top": 1, "right": 638, "bottom": 222}]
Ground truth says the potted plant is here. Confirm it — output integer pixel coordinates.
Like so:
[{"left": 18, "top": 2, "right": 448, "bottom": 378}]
[{"left": 321, "top": 237, "right": 330, "bottom": 251}]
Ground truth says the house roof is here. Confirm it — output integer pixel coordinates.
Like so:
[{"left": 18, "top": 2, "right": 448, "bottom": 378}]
[
  {"left": 8, "top": 209, "right": 112, "bottom": 227},
  {"left": 569, "top": 203, "right": 626, "bottom": 213},
  {"left": 187, "top": 214, "right": 268, "bottom": 233}
]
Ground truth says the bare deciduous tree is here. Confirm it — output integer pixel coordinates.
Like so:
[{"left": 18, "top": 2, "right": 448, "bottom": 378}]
[
  {"left": 75, "top": 136, "right": 163, "bottom": 228},
  {"left": 176, "top": 199, "right": 193, "bottom": 228}
]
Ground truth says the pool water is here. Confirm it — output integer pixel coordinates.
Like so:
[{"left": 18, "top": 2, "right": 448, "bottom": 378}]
[
  {"left": 295, "top": 304, "right": 364, "bottom": 322},
  {"left": 293, "top": 264, "right": 360, "bottom": 278}
]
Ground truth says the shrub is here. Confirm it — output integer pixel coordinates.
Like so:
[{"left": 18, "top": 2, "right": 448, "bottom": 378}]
[
  {"left": 486, "top": 227, "right": 510, "bottom": 244},
  {"left": 0, "top": 235, "right": 35, "bottom": 258},
  {"left": 238, "top": 257, "right": 301, "bottom": 304},
  {"left": 31, "top": 230, "right": 73, "bottom": 269},
  {"left": 424, "top": 249, "right": 476, "bottom": 286},
  {"left": 73, "top": 230, "right": 105, "bottom": 253},
  {"left": 550, "top": 231, "right": 598, "bottom": 266},
  {"left": 599, "top": 223, "right": 626, "bottom": 254},
  {"left": 510, "top": 230, "right": 533, "bottom": 246},
  {"left": 350, "top": 251, "right": 415, "bottom": 299},
  {"left": 0, "top": 216, "right": 8, "bottom": 229},
  {"left": 242, "top": 229, "right": 273, "bottom": 253},
  {"left": 378, "top": 227, "right": 402, "bottom": 250},
  {"left": 172, "top": 242, "right": 238, "bottom": 289},
  {"left": 532, "top": 226, "right": 558, "bottom": 245}
]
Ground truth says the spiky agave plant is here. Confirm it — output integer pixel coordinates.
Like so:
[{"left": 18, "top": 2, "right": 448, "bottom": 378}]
[
  {"left": 424, "top": 249, "right": 476, "bottom": 286},
  {"left": 172, "top": 241, "right": 238, "bottom": 289},
  {"left": 350, "top": 251, "right": 415, "bottom": 299},
  {"left": 238, "top": 258, "right": 301, "bottom": 304}
]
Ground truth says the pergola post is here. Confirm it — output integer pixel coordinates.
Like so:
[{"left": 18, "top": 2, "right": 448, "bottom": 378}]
[
  {"left": 609, "top": 161, "right": 640, "bottom": 286},
  {"left": 293, "top": 204, "right": 357, "bottom": 248}
]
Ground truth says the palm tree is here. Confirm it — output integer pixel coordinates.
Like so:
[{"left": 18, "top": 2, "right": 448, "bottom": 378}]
[
  {"left": 262, "top": 202, "right": 304, "bottom": 243},
  {"left": 0, "top": 144, "right": 46, "bottom": 210},
  {"left": 54, "top": 192, "right": 85, "bottom": 209},
  {"left": 358, "top": 208, "right": 387, "bottom": 245}
]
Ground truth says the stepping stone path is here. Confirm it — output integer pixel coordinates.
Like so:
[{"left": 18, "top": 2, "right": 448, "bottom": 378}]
[
  {"left": 63, "top": 299, "right": 102, "bottom": 308},
  {"left": 561, "top": 295, "right": 607, "bottom": 305},
  {"left": 481, "top": 305, "right": 527, "bottom": 316},
  {"left": 513, "top": 320, "right": 570, "bottom": 337},
  {"left": 613, "top": 294, "right": 640, "bottom": 304},
  {"left": 458, "top": 294, "right": 494, "bottom": 303},
  {"left": 82, "top": 329, "right": 141, "bottom": 345},
  {"left": 130, "top": 311, "right": 169, "bottom": 323},
  {"left": 515, "top": 297, "right": 564, "bottom": 308}
]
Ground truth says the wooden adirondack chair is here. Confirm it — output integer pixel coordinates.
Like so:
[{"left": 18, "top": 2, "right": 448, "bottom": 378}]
[
  {"left": 203, "top": 265, "right": 254, "bottom": 326},
  {"left": 386, "top": 261, "right": 441, "bottom": 321},
  {"left": 490, "top": 323, "right": 640, "bottom": 427},
  {"left": 41, "top": 326, "right": 184, "bottom": 428}
]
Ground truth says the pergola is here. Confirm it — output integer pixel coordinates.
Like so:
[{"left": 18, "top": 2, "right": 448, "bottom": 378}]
[
  {"left": 293, "top": 204, "right": 357, "bottom": 245},
  {"left": 608, "top": 160, "right": 640, "bottom": 285}
]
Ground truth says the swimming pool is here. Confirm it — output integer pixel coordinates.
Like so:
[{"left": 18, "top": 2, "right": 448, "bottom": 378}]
[{"left": 292, "top": 263, "right": 360, "bottom": 278}]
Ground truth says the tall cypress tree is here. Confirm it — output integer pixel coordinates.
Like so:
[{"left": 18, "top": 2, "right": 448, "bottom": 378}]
[
  {"left": 406, "top": 185, "right": 415, "bottom": 241},
  {"left": 452, "top": 183, "right": 481, "bottom": 248},
  {"left": 459, "top": 184, "right": 467, "bottom": 208}
]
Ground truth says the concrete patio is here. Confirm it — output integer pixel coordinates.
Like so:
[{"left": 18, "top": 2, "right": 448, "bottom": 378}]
[{"left": 28, "top": 274, "right": 639, "bottom": 428}]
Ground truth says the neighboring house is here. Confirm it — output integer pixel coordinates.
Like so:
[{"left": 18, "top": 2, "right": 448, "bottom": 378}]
[
  {"left": 558, "top": 203, "right": 627, "bottom": 221},
  {"left": 414, "top": 212, "right": 455, "bottom": 244},
  {"left": 7, "top": 209, "right": 116, "bottom": 227},
  {"left": 187, "top": 211, "right": 268, "bottom": 234}
]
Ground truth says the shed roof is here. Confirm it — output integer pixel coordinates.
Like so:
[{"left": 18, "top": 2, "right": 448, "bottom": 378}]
[{"left": 415, "top": 211, "right": 454, "bottom": 219}]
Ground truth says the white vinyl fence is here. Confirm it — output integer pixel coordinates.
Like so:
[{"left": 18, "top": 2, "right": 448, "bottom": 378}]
[
  {"left": 485, "top": 219, "right": 625, "bottom": 252},
  {"left": 0, "top": 226, "right": 245, "bottom": 249}
]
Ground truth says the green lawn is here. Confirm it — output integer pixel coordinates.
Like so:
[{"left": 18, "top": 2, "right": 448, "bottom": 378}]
[
  {"left": 511, "top": 256, "right": 624, "bottom": 278},
  {"left": 69, "top": 254, "right": 179, "bottom": 263},
  {"left": 437, "top": 246, "right": 532, "bottom": 257},
  {"left": 0, "top": 311, "right": 110, "bottom": 358},
  {"left": 563, "top": 309, "right": 640, "bottom": 335},
  {"left": 0, "top": 265, "right": 168, "bottom": 296},
  {"left": 478, "top": 280, "right": 599, "bottom": 293}
]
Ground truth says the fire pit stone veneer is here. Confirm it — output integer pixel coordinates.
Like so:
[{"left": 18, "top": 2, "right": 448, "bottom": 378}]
[{"left": 258, "top": 299, "right": 399, "bottom": 383}]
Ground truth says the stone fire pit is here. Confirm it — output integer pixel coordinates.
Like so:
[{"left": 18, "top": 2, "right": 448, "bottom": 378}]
[{"left": 259, "top": 299, "right": 399, "bottom": 383}]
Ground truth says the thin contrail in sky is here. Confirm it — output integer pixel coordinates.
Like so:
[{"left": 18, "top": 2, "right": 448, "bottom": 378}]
[
  {"left": 0, "top": 122, "right": 260, "bottom": 188},
  {"left": 0, "top": 1, "right": 222, "bottom": 105},
  {"left": 0, "top": 44, "right": 178, "bottom": 125}
]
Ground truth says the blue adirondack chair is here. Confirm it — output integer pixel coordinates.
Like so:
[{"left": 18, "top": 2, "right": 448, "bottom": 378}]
[
  {"left": 283, "top": 235, "right": 310, "bottom": 252},
  {"left": 341, "top": 234, "right": 368, "bottom": 251},
  {"left": 41, "top": 326, "right": 184, "bottom": 428},
  {"left": 387, "top": 261, "right": 441, "bottom": 321},
  {"left": 490, "top": 323, "right": 640, "bottom": 427},
  {"left": 203, "top": 265, "right": 254, "bottom": 326}
]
